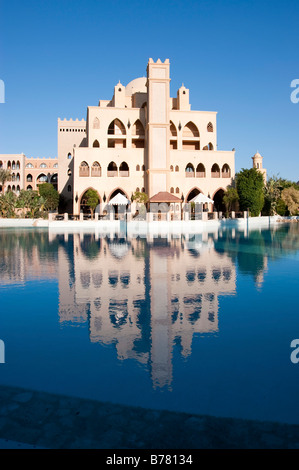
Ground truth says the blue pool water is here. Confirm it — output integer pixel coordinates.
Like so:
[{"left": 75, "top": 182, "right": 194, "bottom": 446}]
[{"left": 0, "top": 223, "right": 299, "bottom": 424}]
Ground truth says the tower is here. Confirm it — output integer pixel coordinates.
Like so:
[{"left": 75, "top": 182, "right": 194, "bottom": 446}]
[
  {"left": 252, "top": 151, "right": 267, "bottom": 183},
  {"left": 146, "top": 58, "right": 171, "bottom": 197}
]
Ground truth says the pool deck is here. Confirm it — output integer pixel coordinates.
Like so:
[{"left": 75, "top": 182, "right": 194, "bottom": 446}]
[
  {"left": 0, "top": 215, "right": 297, "bottom": 234},
  {"left": 0, "top": 384, "right": 299, "bottom": 449}
]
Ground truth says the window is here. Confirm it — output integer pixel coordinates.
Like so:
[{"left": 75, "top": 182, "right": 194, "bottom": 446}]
[
  {"left": 207, "top": 122, "right": 213, "bottom": 132},
  {"left": 67, "top": 153, "right": 72, "bottom": 159},
  {"left": 79, "top": 161, "right": 90, "bottom": 177},
  {"left": 93, "top": 117, "right": 100, "bottom": 129},
  {"left": 40, "top": 163, "right": 47, "bottom": 168},
  {"left": 93, "top": 140, "right": 100, "bottom": 148},
  {"left": 26, "top": 163, "right": 34, "bottom": 168}
]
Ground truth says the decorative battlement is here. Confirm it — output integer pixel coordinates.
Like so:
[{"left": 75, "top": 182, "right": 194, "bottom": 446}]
[
  {"left": 148, "top": 58, "right": 170, "bottom": 64},
  {"left": 26, "top": 156, "right": 58, "bottom": 160},
  {"left": 58, "top": 118, "right": 86, "bottom": 125}
]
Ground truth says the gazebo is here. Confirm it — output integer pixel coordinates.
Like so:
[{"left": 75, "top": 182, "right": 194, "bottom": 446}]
[{"left": 148, "top": 191, "right": 182, "bottom": 220}]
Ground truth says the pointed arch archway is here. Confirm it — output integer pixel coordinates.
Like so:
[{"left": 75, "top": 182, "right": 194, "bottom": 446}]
[
  {"left": 212, "top": 188, "right": 226, "bottom": 212},
  {"left": 79, "top": 187, "right": 101, "bottom": 215},
  {"left": 107, "top": 187, "right": 129, "bottom": 202},
  {"left": 186, "top": 187, "right": 203, "bottom": 202}
]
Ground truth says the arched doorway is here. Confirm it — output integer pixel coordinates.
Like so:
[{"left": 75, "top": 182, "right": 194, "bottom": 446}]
[
  {"left": 186, "top": 188, "right": 201, "bottom": 202},
  {"left": 108, "top": 188, "right": 129, "bottom": 219},
  {"left": 80, "top": 188, "right": 100, "bottom": 216},
  {"left": 213, "top": 189, "right": 226, "bottom": 212}
]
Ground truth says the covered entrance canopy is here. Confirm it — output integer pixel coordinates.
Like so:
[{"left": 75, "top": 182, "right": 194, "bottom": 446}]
[
  {"left": 189, "top": 193, "right": 214, "bottom": 204},
  {"left": 108, "top": 192, "right": 131, "bottom": 205}
]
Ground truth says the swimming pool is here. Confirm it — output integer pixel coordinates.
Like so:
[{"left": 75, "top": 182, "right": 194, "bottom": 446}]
[{"left": 0, "top": 223, "right": 299, "bottom": 424}]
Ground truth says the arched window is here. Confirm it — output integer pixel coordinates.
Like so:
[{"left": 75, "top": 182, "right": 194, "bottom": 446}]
[
  {"left": 208, "top": 142, "right": 214, "bottom": 150},
  {"left": 16, "top": 173, "right": 20, "bottom": 181},
  {"left": 67, "top": 153, "right": 72, "bottom": 159},
  {"left": 7, "top": 161, "right": 11, "bottom": 169},
  {"left": 182, "top": 122, "right": 199, "bottom": 138},
  {"left": 26, "top": 163, "right": 33, "bottom": 168},
  {"left": 16, "top": 161, "right": 20, "bottom": 169},
  {"left": 11, "top": 173, "right": 16, "bottom": 182},
  {"left": 182, "top": 122, "right": 200, "bottom": 150},
  {"left": 108, "top": 118, "right": 126, "bottom": 135},
  {"left": 176, "top": 187, "right": 179, "bottom": 194},
  {"left": 79, "top": 161, "right": 90, "bottom": 177},
  {"left": 170, "top": 121, "right": 177, "bottom": 137},
  {"left": 185, "top": 163, "right": 195, "bottom": 177},
  {"left": 175, "top": 165, "right": 179, "bottom": 172},
  {"left": 40, "top": 163, "right": 47, "bottom": 168},
  {"left": 196, "top": 163, "right": 205, "bottom": 177},
  {"left": 107, "top": 161, "right": 118, "bottom": 177},
  {"left": 207, "top": 122, "right": 214, "bottom": 132},
  {"left": 136, "top": 165, "right": 140, "bottom": 171},
  {"left": 136, "top": 187, "right": 140, "bottom": 192},
  {"left": 37, "top": 173, "right": 48, "bottom": 183},
  {"left": 16, "top": 185, "right": 20, "bottom": 193},
  {"left": 93, "top": 140, "right": 100, "bottom": 148},
  {"left": 132, "top": 119, "right": 145, "bottom": 136},
  {"left": 142, "top": 164, "right": 145, "bottom": 171},
  {"left": 170, "top": 187, "right": 174, "bottom": 194},
  {"left": 119, "top": 161, "right": 129, "bottom": 177},
  {"left": 211, "top": 164, "right": 220, "bottom": 178},
  {"left": 91, "top": 161, "right": 101, "bottom": 177},
  {"left": 170, "top": 165, "right": 174, "bottom": 171},
  {"left": 26, "top": 174, "right": 32, "bottom": 182},
  {"left": 12, "top": 185, "right": 16, "bottom": 192},
  {"left": 12, "top": 161, "right": 16, "bottom": 170},
  {"left": 53, "top": 163, "right": 58, "bottom": 168},
  {"left": 222, "top": 164, "right": 231, "bottom": 178},
  {"left": 93, "top": 117, "right": 100, "bottom": 129},
  {"left": 27, "top": 185, "right": 32, "bottom": 191}
]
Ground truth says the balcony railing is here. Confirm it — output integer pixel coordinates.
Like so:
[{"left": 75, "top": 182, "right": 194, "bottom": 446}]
[
  {"left": 211, "top": 172, "right": 220, "bottom": 178},
  {"left": 79, "top": 167, "right": 90, "bottom": 177},
  {"left": 196, "top": 172, "right": 205, "bottom": 178},
  {"left": 119, "top": 171, "right": 129, "bottom": 177},
  {"left": 185, "top": 171, "right": 195, "bottom": 177},
  {"left": 222, "top": 172, "right": 231, "bottom": 178},
  {"left": 91, "top": 168, "right": 101, "bottom": 177},
  {"left": 107, "top": 170, "right": 118, "bottom": 177}
]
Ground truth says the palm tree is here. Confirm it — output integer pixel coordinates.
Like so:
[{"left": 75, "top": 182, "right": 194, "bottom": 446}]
[{"left": 0, "top": 169, "right": 12, "bottom": 193}]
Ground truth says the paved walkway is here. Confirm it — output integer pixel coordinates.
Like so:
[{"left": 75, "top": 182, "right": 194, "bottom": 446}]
[{"left": 0, "top": 384, "right": 299, "bottom": 449}]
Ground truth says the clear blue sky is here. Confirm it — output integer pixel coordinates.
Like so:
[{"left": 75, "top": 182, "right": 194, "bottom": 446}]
[{"left": 0, "top": 0, "right": 298, "bottom": 180}]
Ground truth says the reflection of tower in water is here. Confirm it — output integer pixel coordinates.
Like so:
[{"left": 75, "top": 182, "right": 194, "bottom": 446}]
[{"left": 56, "top": 231, "right": 236, "bottom": 389}]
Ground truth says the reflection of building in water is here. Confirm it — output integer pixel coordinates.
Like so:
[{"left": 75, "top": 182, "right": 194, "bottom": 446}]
[
  {"left": 0, "top": 231, "right": 57, "bottom": 285},
  {"left": 56, "top": 231, "right": 236, "bottom": 389}
]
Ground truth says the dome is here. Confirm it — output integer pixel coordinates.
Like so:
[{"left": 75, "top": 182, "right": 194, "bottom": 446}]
[
  {"left": 253, "top": 151, "right": 262, "bottom": 159},
  {"left": 125, "top": 77, "right": 147, "bottom": 96}
]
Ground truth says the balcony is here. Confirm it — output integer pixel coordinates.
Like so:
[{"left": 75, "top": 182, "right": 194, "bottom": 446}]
[
  {"left": 107, "top": 170, "right": 118, "bottom": 177},
  {"left": 79, "top": 167, "right": 89, "bottom": 177},
  {"left": 91, "top": 167, "right": 101, "bottom": 177},
  {"left": 196, "top": 172, "right": 205, "bottom": 178}
]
